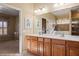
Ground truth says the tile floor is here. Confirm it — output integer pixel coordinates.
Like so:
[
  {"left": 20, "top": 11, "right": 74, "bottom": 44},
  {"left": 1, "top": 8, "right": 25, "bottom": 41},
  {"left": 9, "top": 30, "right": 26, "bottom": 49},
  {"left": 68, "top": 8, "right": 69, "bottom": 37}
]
[
  {"left": 22, "top": 50, "right": 35, "bottom": 56},
  {"left": 0, "top": 40, "right": 19, "bottom": 56},
  {"left": 0, "top": 39, "right": 35, "bottom": 56}
]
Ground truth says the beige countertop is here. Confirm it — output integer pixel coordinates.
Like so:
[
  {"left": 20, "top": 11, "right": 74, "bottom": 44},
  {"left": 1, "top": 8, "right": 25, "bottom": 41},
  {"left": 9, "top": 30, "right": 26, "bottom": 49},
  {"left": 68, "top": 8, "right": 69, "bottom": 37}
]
[{"left": 26, "top": 34, "right": 79, "bottom": 42}]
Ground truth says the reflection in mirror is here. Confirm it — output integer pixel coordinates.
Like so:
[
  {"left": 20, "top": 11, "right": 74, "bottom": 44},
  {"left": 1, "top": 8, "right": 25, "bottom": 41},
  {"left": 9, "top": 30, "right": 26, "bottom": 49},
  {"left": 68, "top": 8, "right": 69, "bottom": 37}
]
[
  {"left": 42, "top": 18, "right": 46, "bottom": 34},
  {"left": 34, "top": 13, "right": 56, "bottom": 34},
  {"left": 0, "top": 21, "right": 2, "bottom": 35},
  {"left": 34, "top": 10, "right": 71, "bottom": 35}
]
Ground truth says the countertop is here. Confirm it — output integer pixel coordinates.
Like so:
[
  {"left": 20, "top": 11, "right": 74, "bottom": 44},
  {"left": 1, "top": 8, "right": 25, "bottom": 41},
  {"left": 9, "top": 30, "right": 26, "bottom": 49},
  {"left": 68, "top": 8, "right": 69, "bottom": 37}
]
[{"left": 26, "top": 34, "right": 79, "bottom": 42}]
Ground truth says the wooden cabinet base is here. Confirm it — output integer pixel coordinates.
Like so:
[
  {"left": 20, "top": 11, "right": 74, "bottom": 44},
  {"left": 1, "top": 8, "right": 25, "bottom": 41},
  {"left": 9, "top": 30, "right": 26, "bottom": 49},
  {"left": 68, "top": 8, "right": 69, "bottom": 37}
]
[
  {"left": 53, "top": 45, "right": 65, "bottom": 56},
  {"left": 52, "top": 39, "right": 66, "bottom": 56},
  {"left": 25, "top": 36, "right": 79, "bottom": 56},
  {"left": 43, "top": 38, "right": 51, "bottom": 56},
  {"left": 38, "top": 38, "right": 44, "bottom": 56},
  {"left": 30, "top": 37, "right": 38, "bottom": 55},
  {"left": 66, "top": 41, "right": 79, "bottom": 56}
]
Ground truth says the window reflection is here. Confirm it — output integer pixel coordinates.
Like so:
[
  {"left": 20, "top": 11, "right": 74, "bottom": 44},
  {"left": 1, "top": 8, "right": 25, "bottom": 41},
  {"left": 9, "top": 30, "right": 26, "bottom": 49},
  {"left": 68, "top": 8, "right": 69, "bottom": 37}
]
[
  {"left": 0, "top": 22, "right": 2, "bottom": 27},
  {"left": 0, "top": 21, "right": 2, "bottom": 35},
  {"left": 0, "top": 21, "right": 7, "bottom": 35},
  {"left": 3, "top": 21, "right": 7, "bottom": 35}
]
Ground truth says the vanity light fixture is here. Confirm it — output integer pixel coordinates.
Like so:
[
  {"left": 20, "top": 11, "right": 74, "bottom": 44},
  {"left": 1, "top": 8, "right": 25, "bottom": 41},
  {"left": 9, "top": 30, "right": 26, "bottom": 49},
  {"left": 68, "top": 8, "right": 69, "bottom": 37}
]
[{"left": 34, "top": 7, "right": 47, "bottom": 14}]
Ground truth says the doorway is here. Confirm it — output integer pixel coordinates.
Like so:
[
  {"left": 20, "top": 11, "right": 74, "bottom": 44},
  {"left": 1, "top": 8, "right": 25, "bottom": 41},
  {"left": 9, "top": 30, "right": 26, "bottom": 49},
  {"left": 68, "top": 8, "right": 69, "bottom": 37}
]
[{"left": 0, "top": 4, "right": 20, "bottom": 55}]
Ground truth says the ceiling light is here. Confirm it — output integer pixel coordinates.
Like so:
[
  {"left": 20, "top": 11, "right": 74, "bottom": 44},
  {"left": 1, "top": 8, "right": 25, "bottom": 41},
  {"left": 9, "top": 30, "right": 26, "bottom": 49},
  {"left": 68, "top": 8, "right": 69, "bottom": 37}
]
[{"left": 34, "top": 10, "right": 38, "bottom": 13}]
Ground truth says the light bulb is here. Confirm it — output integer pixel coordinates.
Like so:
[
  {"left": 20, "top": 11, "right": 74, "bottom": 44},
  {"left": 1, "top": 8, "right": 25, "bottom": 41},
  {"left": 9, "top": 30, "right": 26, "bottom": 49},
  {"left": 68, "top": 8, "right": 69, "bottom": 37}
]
[
  {"left": 59, "top": 3, "right": 65, "bottom": 5},
  {"left": 42, "top": 8, "right": 47, "bottom": 11},
  {"left": 34, "top": 10, "right": 38, "bottom": 13}
]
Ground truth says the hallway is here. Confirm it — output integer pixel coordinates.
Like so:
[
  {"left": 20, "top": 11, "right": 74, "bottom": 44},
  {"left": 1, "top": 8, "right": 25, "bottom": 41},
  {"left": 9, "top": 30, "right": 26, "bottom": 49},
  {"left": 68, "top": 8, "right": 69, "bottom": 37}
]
[{"left": 0, "top": 40, "right": 19, "bottom": 55}]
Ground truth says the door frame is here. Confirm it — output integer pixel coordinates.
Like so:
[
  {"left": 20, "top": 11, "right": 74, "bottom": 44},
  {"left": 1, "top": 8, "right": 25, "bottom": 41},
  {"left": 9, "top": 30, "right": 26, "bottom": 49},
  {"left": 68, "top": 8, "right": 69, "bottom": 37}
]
[{"left": 0, "top": 3, "right": 23, "bottom": 55}]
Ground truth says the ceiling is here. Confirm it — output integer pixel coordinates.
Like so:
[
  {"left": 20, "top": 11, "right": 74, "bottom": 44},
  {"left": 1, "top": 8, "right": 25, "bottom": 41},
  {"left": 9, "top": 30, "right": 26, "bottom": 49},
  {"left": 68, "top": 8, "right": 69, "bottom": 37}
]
[
  {"left": 52, "top": 9, "right": 70, "bottom": 16},
  {"left": 52, "top": 4, "right": 79, "bottom": 16},
  {"left": 0, "top": 3, "right": 79, "bottom": 16},
  {"left": 33, "top": 3, "right": 79, "bottom": 15},
  {"left": 0, "top": 5, "right": 19, "bottom": 16}
]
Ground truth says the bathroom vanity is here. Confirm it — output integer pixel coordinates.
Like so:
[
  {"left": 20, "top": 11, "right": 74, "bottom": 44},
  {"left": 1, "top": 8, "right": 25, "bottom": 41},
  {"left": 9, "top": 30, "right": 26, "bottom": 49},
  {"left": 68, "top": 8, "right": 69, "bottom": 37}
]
[{"left": 25, "top": 34, "right": 79, "bottom": 56}]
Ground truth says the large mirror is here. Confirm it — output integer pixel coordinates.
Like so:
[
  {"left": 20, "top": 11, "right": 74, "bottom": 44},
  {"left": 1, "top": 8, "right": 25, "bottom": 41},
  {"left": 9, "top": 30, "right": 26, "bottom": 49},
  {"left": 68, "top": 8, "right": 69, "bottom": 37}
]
[
  {"left": 34, "top": 7, "right": 79, "bottom": 35},
  {"left": 34, "top": 9, "right": 71, "bottom": 35}
]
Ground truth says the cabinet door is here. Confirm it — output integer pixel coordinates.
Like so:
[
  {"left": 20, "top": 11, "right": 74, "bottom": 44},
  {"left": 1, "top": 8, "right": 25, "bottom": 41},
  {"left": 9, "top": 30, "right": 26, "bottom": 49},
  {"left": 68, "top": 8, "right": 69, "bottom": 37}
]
[
  {"left": 52, "top": 39, "right": 66, "bottom": 56},
  {"left": 67, "top": 47, "right": 79, "bottom": 56},
  {"left": 66, "top": 40, "right": 79, "bottom": 56},
  {"left": 25, "top": 36, "right": 31, "bottom": 51},
  {"left": 44, "top": 38, "right": 51, "bottom": 56},
  {"left": 53, "top": 45, "right": 65, "bottom": 56},
  {"left": 38, "top": 38, "right": 44, "bottom": 56},
  {"left": 31, "top": 37, "right": 38, "bottom": 55}
]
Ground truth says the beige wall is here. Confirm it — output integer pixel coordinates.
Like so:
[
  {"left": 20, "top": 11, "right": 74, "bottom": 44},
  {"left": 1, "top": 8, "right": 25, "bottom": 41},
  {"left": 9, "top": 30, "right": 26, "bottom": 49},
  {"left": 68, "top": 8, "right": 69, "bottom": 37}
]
[
  {"left": 7, "top": 3, "right": 34, "bottom": 53},
  {"left": 7, "top": 3, "right": 34, "bottom": 34}
]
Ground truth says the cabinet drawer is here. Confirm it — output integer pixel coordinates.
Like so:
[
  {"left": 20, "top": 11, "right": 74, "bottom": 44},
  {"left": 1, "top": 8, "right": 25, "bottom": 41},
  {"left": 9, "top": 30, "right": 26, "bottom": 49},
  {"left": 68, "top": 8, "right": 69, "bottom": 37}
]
[
  {"left": 52, "top": 39, "right": 65, "bottom": 45},
  {"left": 66, "top": 40, "right": 79, "bottom": 48}
]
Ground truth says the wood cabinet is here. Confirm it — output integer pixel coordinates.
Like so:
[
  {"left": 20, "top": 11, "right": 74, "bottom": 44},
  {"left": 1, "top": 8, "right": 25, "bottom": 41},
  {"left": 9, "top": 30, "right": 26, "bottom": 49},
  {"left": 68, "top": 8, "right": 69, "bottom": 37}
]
[
  {"left": 25, "top": 36, "right": 31, "bottom": 52},
  {"left": 71, "top": 11, "right": 79, "bottom": 35},
  {"left": 38, "top": 37, "right": 44, "bottom": 56},
  {"left": 53, "top": 45, "right": 65, "bottom": 56},
  {"left": 66, "top": 40, "right": 79, "bottom": 56},
  {"left": 52, "top": 39, "right": 65, "bottom": 56},
  {"left": 30, "top": 36, "right": 38, "bottom": 55},
  {"left": 44, "top": 38, "right": 51, "bottom": 56},
  {"left": 25, "top": 36, "right": 79, "bottom": 56}
]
